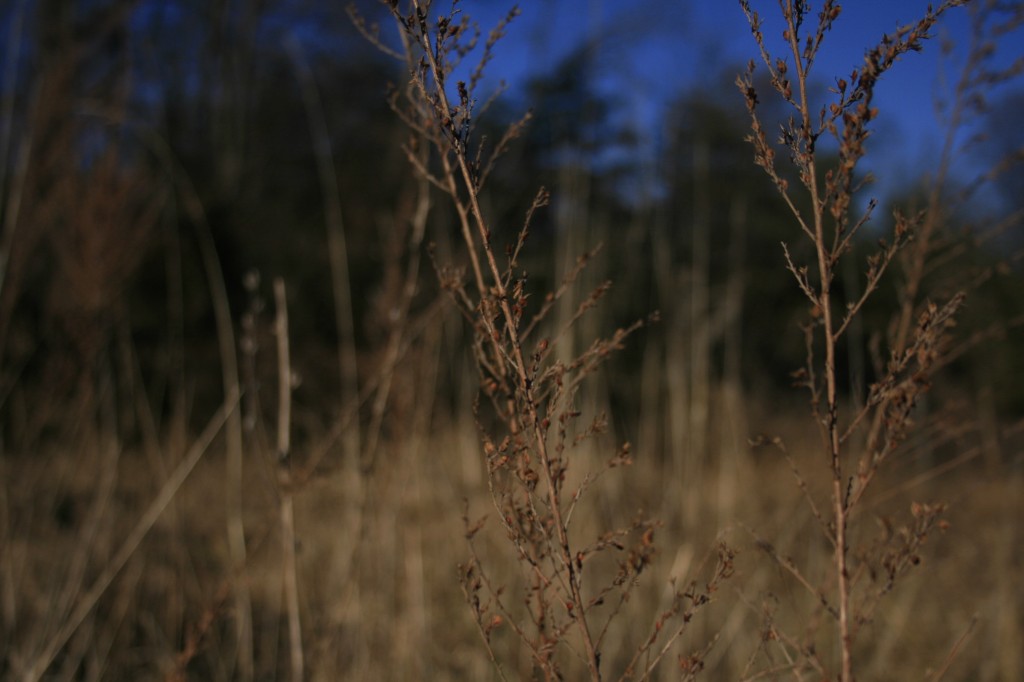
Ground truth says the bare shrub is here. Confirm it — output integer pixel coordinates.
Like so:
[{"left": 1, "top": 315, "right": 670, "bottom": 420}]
[{"left": 350, "top": 1, "right": 735, "bottom": 678}]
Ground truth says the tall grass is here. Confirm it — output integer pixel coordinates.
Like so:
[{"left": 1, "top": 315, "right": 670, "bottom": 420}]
[
  {"left": 0, "top": 0, "right": 1021, "bottom": 680},
  {"left": 738, "top": 2, "right": 967, "bottom": 679}
]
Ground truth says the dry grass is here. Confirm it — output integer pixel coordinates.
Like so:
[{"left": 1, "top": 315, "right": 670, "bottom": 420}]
[
  {"left": 2, "top": 408, "right": 1019, "bottom": 679},
  {"left": 1, "top": 0, "right": 1022, "bottom": 680}
]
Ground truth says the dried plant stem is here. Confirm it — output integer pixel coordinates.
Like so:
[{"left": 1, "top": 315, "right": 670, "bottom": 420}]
[
  {"left": 406, "top": 2, "right": 601, "bottom": 675},
  {"left": 193, "top": 208, "right": 253, "bottom": 681},
  {"left": 362, "top": 3, "right": 725, "bottom": 677},
  {"left": 740, "top": 2, "right": 970, "bottom": 678},
  {"left": 363, "top": 159, "right": 431, "bottom": 470},
  {"left": 25, "top": 397, "right": 238, "bottom": 681},
  {"left": 274, "top": 278, "right": 303, "bottom": 682},
  {"left": 777, "top": 10, "right": 851, "bottom": 678},
  {"left": 927, "top": 615, "right": 978, "bottom": 682},
  {"left": 284, "top": 36, "right": 362, "bottom": 462},
  {"left": 108, "top": 105, "right": 256, "bottom": 678}
]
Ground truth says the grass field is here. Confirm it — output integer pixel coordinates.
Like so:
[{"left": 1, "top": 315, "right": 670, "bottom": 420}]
[{"left": 1, "top": 0, "right": 1022, "bottom": 680}]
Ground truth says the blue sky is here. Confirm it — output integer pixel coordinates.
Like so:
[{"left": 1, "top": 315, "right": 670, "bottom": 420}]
[{"left": 463, "top": 0, "right": 1022, "bottom": 198}]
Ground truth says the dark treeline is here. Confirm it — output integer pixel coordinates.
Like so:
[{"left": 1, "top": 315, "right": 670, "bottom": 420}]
[{"left": 0, "top": 0, "right": 1020, "bottom": 450}]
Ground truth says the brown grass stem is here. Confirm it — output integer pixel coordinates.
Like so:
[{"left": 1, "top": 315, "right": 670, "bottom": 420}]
[
  {"left": 284, "top": 34, "right": 363, "bottom": 466},
  {"left": 25, "top": 396, "right": 238, "bottom": 681},
  {"left": 273, "top": 278, "right": 304, "bottom": 682}
]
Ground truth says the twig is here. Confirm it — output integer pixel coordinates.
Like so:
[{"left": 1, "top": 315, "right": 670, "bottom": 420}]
[{"left": 274, "top": 278, "right": 304, "bottom": 682}]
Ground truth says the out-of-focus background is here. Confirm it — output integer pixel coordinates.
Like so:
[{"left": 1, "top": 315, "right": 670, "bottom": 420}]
[{"left": 1, "top": 0, "right": 1021, "bottom": 679}]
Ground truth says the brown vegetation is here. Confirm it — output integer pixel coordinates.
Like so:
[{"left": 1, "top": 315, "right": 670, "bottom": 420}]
[{"left": 1, "top": 0, "right": 1022, "bottom": 680}]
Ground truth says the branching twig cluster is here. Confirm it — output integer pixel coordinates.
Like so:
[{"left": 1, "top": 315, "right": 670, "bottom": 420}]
[
  {"left": 352, "top": 1, "right": 729, "bottom": 678},
  {"left": 738, "top": 2, "right": 972, "bottom": 680}
]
